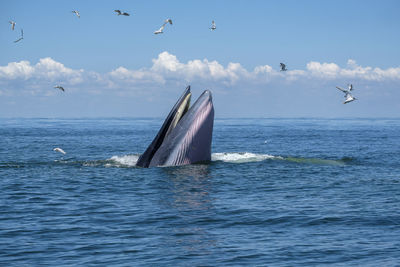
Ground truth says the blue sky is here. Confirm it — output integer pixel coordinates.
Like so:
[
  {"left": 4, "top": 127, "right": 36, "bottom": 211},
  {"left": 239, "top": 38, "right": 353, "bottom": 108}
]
[{"left": 1, "top": 0, "right": 399, "bottom": 118}]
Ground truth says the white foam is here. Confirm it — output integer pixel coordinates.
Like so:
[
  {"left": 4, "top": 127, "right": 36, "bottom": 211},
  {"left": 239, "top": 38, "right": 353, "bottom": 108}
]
[
  {"left": 211, "top": 152, "right": 281, "bottom": 163},
  {"left": 107, "top": 154, "right": 139, "bottom": 167},
  {"left": 104, "top": 152, "right": 279, "bottom": 167}
]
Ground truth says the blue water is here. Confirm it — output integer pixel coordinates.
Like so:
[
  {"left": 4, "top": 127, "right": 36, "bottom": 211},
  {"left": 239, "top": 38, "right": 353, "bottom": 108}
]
[{"left": 1, "top": 118, "right": 399, "bottom": 266}]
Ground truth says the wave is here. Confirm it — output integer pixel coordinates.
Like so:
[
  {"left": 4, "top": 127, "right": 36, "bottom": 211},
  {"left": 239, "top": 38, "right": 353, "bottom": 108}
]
[
  {"left": 211, "top": 152, "right": 282, "bottom": 163},
  {"left": 0, "top": 153, "right": 352, "bottom": 169},
  {"left": 104, "top": 152, "right": 282, "bottom": 167},
  {"left": 89, "top": 153, "right": 352, "bottom": 167},
  {"left": 105, "top": 154, "right": 140, "bottom": 167}
]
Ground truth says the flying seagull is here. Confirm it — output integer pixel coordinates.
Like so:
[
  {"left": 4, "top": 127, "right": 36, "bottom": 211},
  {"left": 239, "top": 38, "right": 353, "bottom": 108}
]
[
  {"left": 72, "top": 10, "right": 80, "bottom": 18},
  {"left": 114, "top": 10, "right": 130, "bottom": 16},
  {"left": 53, "top": 147, "right": 66, "bottom": 155},
  {"left": 336, "top": 84, "right": 357, "bottom": 104},
  {"left": 54, "top": 85, "right": 65, "bottom": 92},
  {"left": 14, "top": 29, "right": 23, "bottom": 43},
  {"left": 210, "top": 20, "right": 216, "bottom": 30},
  {"left": 9, "top": 20, "right": 16, "bottom": 30},
  {"left": 280, "top": 63, "right": 287, "bottom": 71},
  {"left": 154, "top": 19, "right": 173, "bottom": 34}
]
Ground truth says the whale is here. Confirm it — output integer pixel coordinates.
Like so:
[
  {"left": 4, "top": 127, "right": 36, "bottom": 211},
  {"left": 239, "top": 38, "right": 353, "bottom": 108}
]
[{"left": 136, "top": 86, "right": 214, "bottom": 168}]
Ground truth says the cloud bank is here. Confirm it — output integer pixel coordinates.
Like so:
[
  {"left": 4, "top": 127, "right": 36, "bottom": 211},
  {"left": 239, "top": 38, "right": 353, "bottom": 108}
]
[{"left": 1, "top": 51, "right": 399, "bottom": 96}]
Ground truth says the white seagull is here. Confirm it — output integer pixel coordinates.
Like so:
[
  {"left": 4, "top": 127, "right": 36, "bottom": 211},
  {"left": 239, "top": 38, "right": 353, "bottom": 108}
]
[
  {"left": 280, "top": 63, "right": 287, "bottom": 71},
  {"left": 14, "top": 29, "right": 24, "bottom": 43},
  {"left": 114, "top": 10, "right": 130, "bottom": 16},
  {"left": 210, "top": 20, "right": 216, "bottom": 30},
  {"left": 9, "top": 20, "right": 16, "bottom": 30},
  {"left": 154, "top": 19, "right": 173, "bottom": 34},
  {"left": 53, "top": 147, "right": 66, "bottom": 155},
  {"left": 72, "top": 10, "right": 80, "bottom": 18},
  {"left": 336, "top": 84, "right": 357, "bottom": 104},
  {"left": 54, "top": 85, "right": 65, "bottom": 92}
]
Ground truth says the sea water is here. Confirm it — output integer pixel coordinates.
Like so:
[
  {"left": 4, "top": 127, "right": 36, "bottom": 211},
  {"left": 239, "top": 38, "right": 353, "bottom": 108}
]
[{"left": 0, "top": 118, "right": 399, "bottom": 266}]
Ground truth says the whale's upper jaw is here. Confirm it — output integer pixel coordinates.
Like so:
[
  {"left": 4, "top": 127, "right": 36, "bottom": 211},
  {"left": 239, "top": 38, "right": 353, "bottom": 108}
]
[
  {"left": 135, "top": 86, "right": 192, "bottom": 168},
  {"left": 136, "top": 87, "right": 214, "bottom": 168}
]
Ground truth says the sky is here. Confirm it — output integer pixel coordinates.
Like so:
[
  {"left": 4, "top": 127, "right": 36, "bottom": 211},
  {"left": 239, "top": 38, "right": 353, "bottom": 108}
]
[{"left": 1, "top": 0, "right": 399, "bottom": 118}]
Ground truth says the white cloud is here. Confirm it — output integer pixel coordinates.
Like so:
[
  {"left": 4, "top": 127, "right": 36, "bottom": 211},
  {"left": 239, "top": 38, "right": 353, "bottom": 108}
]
[
  {"left": 305, "top": 58, "right": 400, "bottom": 81},
  {"left": 109, "top": 66, "right": 165, "bottom": 84},
  {"left": 306, "top": 61, "right": 341, "bottom": 78},
  {"left": 1, "top": 53, "right": 399, "bottom": 96},
  {"left": 0, "top": 57, "right": 83, "bottom": 84},
  {"left": 0, "top": 60, "right": 35, "bottom": 79},
  {"left": 148, "top": 51, "right": 252, "bottom": 85},
  {"left": 35, "top": 57, "right": 83, "bottom": 83}
]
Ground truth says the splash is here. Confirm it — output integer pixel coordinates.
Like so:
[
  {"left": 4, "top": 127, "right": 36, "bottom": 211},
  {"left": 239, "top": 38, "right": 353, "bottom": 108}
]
[
  {"left": 76, "top": 153, "right": 351, "bottom": 168},
  {"left": 106, "top": 154, "right": 139, "bottom": 167},
  {"left": 211, "top": 152, "right": 282, "bottom": 163}
]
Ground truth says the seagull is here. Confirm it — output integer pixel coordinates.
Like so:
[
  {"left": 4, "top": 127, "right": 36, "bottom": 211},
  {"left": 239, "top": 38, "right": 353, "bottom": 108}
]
[
  {"left": 114, "top": 10, "right": 130, "bottom": 16},
  {"left": 54, "top": 85, "right": 65, "bottom": 92},
  {"left": 14, "top": 29, "right": 23, "bottom": 43},
  {"left": 53, "top": 147, "right": 66, "bottom": 155},
  {"left": 280, "top": 63, "right": 287, "bottom": 71},
  {"left": 9, "top": 20, "right": 16, "bottom": 30},
  {"left": 336, "top": 84, "right": 357, "bottom": 104},
  {"left": 72, "top": 10, "right": 80, "bottom": 18},
  {"left": 154, "top": 19, "right": 173, "bottom": 34},
  {"left": 210, "top": 20, "right": 216, "bottom": 30}
]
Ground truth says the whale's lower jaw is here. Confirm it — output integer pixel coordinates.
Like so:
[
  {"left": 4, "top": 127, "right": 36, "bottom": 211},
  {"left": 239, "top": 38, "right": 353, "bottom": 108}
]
[{"left": 136, "top": 86, "right": 214, "bottom": 168}]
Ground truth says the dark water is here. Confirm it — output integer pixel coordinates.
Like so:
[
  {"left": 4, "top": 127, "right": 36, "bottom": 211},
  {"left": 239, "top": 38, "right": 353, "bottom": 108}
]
[{"left": 1, "top": 118, "right": 399, "bottom": 266}]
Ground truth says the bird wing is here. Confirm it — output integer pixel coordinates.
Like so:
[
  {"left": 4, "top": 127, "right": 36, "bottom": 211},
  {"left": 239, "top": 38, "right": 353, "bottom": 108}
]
[
  {"left": 122, "top": 12, "right": 130, "bottom": 16},
  {"left": 336, "top": 86, "right": 347, "bottom": 93},
  {"left": 348, "top": 84, "right": 353, "bottom": 91},
  {"left": 14, "top": 31, "right": 23, "bottom": 43},
  {"left": 114, "top": 10, "right": 121, "bottom": 14}
]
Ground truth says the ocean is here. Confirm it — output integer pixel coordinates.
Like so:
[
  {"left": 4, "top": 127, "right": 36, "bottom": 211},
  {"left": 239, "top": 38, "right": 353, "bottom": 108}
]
[{"left": 0, "top": 118, "right": 399, "bottom": 266}]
